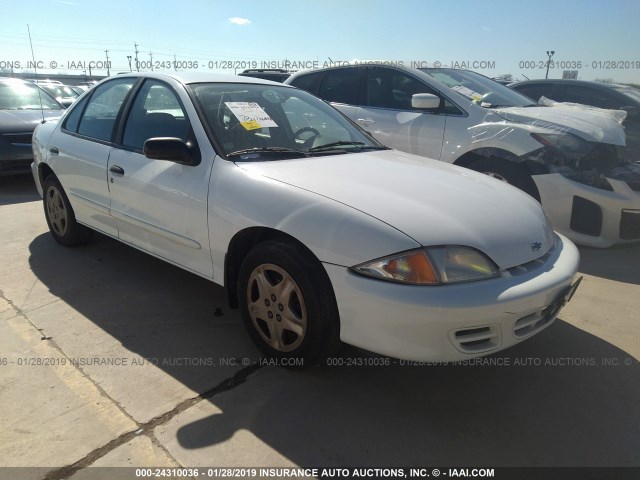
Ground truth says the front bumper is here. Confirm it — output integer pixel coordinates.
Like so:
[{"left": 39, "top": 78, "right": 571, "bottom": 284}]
[
  {"left": 0, "top": 142, "right": 33, "bottom": 176},
  {"left": 324, "top": 233, "right": 580, "bottom": 362},
  {"left": 31, "top": 161, "right": 43, "bottom": 197},
  {"left": 534, "top": 173, "right": 640, "bottom": 247}
]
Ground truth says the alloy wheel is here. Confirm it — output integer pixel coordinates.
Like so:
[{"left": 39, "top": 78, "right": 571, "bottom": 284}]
[
  {"left": 246, "top": 263, "right": 307, "bottom": 352},
  {"left": 46, "top": 186, "right": 68, "bottom": 236}
]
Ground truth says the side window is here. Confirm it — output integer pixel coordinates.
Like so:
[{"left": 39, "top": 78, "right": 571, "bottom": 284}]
[
  {"left": 289, "top": 71, "right": 325, "bottom": 96},
  {"left": 365, "top": 67, "right": 439, "bottom": 110},
  {"left": 122, "top": 80, "right": 189, "bottom": 151},
  {"left": 62, "top": 95, "right": 89, "bottom": 133},
  {"left": 77, "top": 78, "right": 135, "bottom": 142},
  {"left": 318, "top": 68, "right": 362, "bottom": 105},
  {"left": 558, "top": 86, "right": 618, "bottom": 109}
]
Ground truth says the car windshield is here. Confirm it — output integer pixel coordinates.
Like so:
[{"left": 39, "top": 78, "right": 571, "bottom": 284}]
[
  {"left": 0, "top": 81, "right": 63, "bottom": 110},
  {"left": 40, "top": 84, "right": 78, "bottom": 98},
  {"left": 420, "top": 68, "right": 538, "bottom": 108},
  {"left": 612, "top": 85, "right": 640, "bottom": 103},
  {"left": 189, "top": 83, "right": 385, "bottom": 160}
]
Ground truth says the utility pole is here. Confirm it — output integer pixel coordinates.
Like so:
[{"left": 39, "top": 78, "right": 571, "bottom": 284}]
[
  {"left": 149, "top": 52, "right": 154, "bottom": 71},
  {"left": 174, "top": 54, "right": 177, "bottom": 71},
  {"left": 545, "top": 50, "right": 555, "bottom": 79},
  {"left": 134, "top": 42, "right": 139, "bottom": 72},
  {"left": 105, "top": 49, "right": 110, "bottom": 76}
]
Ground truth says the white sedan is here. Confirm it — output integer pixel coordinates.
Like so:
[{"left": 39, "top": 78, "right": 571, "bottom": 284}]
[{"left": 32, "top": 72, "right": 581, "bottom": 366}]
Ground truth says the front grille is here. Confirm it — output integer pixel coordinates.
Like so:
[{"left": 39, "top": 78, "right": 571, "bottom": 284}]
[
  {"left": 451, "top": 325, "right": 501, "bottom": 354},
  {"left": 620, "top": 210, "right": 640, "bottom": 240},
  {"left": 2, "top": 132, "right": 33, "bottom": 145},
  {"left": 507, "top": 244, "right": 554, "bottom": 277},
  {"left": 570, "top": 196, "right": 603, "bottom": 237}
]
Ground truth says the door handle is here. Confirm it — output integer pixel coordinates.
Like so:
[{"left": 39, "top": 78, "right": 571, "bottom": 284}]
[
  {"left": 109, "top": 165, "right": 125, "bottom": 175},
  {"left": 49, "top": 147, "right": 59, "bottom": 154},
  {"left": 357, "top": 118, "right": 375, "bottom": 124}
]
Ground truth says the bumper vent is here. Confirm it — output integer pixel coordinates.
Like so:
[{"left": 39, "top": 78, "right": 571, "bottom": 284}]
[
  {"left": 451, "top": 325, "right": 500, "bottom": 354},
  {"left": 513, "top": 304, "right": 559, "bottom": 339},
  {"left": 620, "top": 209, "right": 640, "bottom": 240},
  {"left": 570, "top": 196, "right": 603, "bottom": 237}
]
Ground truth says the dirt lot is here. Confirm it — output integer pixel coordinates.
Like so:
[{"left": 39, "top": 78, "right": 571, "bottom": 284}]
[{"left": 1, "top": 174, "right": 639, "bottom": 479}]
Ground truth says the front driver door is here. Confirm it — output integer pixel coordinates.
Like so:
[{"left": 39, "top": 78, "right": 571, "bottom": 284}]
[
  {"left": 354, "top": 66, "right": 447, "bottom": 159},
  {"left": 107, "top": 79, "right": 214, "bottom": 278}
]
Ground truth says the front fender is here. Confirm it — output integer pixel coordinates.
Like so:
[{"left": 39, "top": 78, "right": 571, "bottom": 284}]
[{"left": 207, "top": 159, "right": 420, "bottom": 279}]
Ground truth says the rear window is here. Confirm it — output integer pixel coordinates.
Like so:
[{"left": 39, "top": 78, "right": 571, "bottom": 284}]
[
  {"left": 318, "top": 69, "right": 361, "bottom": 105},
  {"left": 289, "top": 71, "right": 325, "bottom": 96}
]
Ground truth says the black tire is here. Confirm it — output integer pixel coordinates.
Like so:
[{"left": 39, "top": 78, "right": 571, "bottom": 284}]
[
  {"left": 43, "top": 176, "right": 94, "bottom": 247},
  {"left": 468, "top": 157, "right": 540, "bottom": 202},
  {"left": 238, "top": 240, "right": 340, "bottom": 368}
]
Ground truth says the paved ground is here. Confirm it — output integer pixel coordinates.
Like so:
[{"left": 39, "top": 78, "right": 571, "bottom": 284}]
[{"left": 1, "top": 174, "right": 639, "bottom": 479}]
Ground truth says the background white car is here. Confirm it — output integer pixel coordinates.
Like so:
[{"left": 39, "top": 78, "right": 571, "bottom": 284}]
[
  {"left": 286, "top": 65, "right": 640, "bottom": 247},
  {"left": 32, "top": 73, "right": 580, "bottom": 366}
]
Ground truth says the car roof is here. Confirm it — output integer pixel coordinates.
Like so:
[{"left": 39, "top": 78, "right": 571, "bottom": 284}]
[
  {"left": 101, "top": 71, "right": 293, "bottom": 87},
  {"left": 509, "top": 79, "right": 618, "bottom": 89}
]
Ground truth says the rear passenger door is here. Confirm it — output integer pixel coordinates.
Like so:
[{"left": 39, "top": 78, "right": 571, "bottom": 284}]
[
  {"left": 107, "top": 79, "right": 214, "bottom": 278},
  {"left": 316, "top": 68, "right": 363, "bottom": 120},
  {"left": 49, "top": 77, "right": 137, "bottom": 237}
]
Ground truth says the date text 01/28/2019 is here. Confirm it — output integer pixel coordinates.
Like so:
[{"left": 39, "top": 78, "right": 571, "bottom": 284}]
[{"left": 518, "top": 60, "right": 640, "bottom": 70}]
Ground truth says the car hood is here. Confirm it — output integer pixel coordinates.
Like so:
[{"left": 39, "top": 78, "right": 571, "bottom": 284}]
[
  {"left": 237, "top": 150, "right": 554, "bottom": 270},
  {"left": 493, "top": 105, "right": 627, "bottom": 146},
  {"left": 0, "top": 109, "right": 63, "bottom": 132}
]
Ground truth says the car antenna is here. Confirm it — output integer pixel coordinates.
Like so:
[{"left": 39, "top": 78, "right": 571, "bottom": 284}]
[{"left": 27, "top": 24, "right": 46, "bottom": 124}]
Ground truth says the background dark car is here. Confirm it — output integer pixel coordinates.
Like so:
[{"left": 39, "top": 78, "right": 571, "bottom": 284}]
[
  {"left": 0, "top": 77, "right": 64, "bottom": 175},
  {"left": 509, "top": 79, "right": 640, "bottom": 160},
  {"left": 238, "top": 69, "right": 294, "bottom": 83}
]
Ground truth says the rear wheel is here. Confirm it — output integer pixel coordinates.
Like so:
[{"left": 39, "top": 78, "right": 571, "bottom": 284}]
[
  {"left": 43, "top": 176, "right": 93, "bottom": 246},
  {"left": 238, "top": 241, "right": 340, "bottom": 367},
  {"left": 468, "top": 157, "right": 540, "bottom": 202}
]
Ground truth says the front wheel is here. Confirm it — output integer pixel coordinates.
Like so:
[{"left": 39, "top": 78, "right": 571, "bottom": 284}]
[
  {"left": 468, "top": 157, "right": 540, "bottom": 202},
  {"left": 43, "top": 176, "right": 94, "bottom": 246},
  {"left": 238, "top": 241, "right": 340, "bottom": 367}
]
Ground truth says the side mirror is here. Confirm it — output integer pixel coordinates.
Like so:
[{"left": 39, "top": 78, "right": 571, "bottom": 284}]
[
  {"left": 412, "top": 93, "right": 441, "bottom": 110},
  {"left": 143, "top": 137, "right": 198, "bottom": 165},
  {"left": 620, "top": 106, "right": 640, "bottom": 122}
]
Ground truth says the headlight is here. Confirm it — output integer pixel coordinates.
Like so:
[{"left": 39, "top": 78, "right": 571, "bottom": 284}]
[
  {"left": 531, "top": 132, "right": 615, "bottom": 190},
  {"left": 351, "top": 246, "right": 499, "bottom": 285},
  {"left": 531, "top": 132, "right": 592, "bottom": 154}
]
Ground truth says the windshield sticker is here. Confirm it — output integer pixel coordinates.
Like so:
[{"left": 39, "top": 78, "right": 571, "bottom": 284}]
[
  {"left": 451, "top": 85, "right": 483, "bottom": 101},
  {"left": 225, "top": 102, "right": 278, "bottom": 130}
]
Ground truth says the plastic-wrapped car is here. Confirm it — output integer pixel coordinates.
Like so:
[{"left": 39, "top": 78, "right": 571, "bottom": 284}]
[{"left": 286, "top": 65, "right": 640, "bottom": 247}]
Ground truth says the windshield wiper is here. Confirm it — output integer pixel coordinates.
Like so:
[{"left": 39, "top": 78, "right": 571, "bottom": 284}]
[
  {"left": 483, "top": 104, "right": 515, "bottom": 109},
  {"left": 308, "top": 141, "right": 388, "bottom": 153},
  {"left": 227, "top": 147, "right": 308, "bottom": 160}
]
